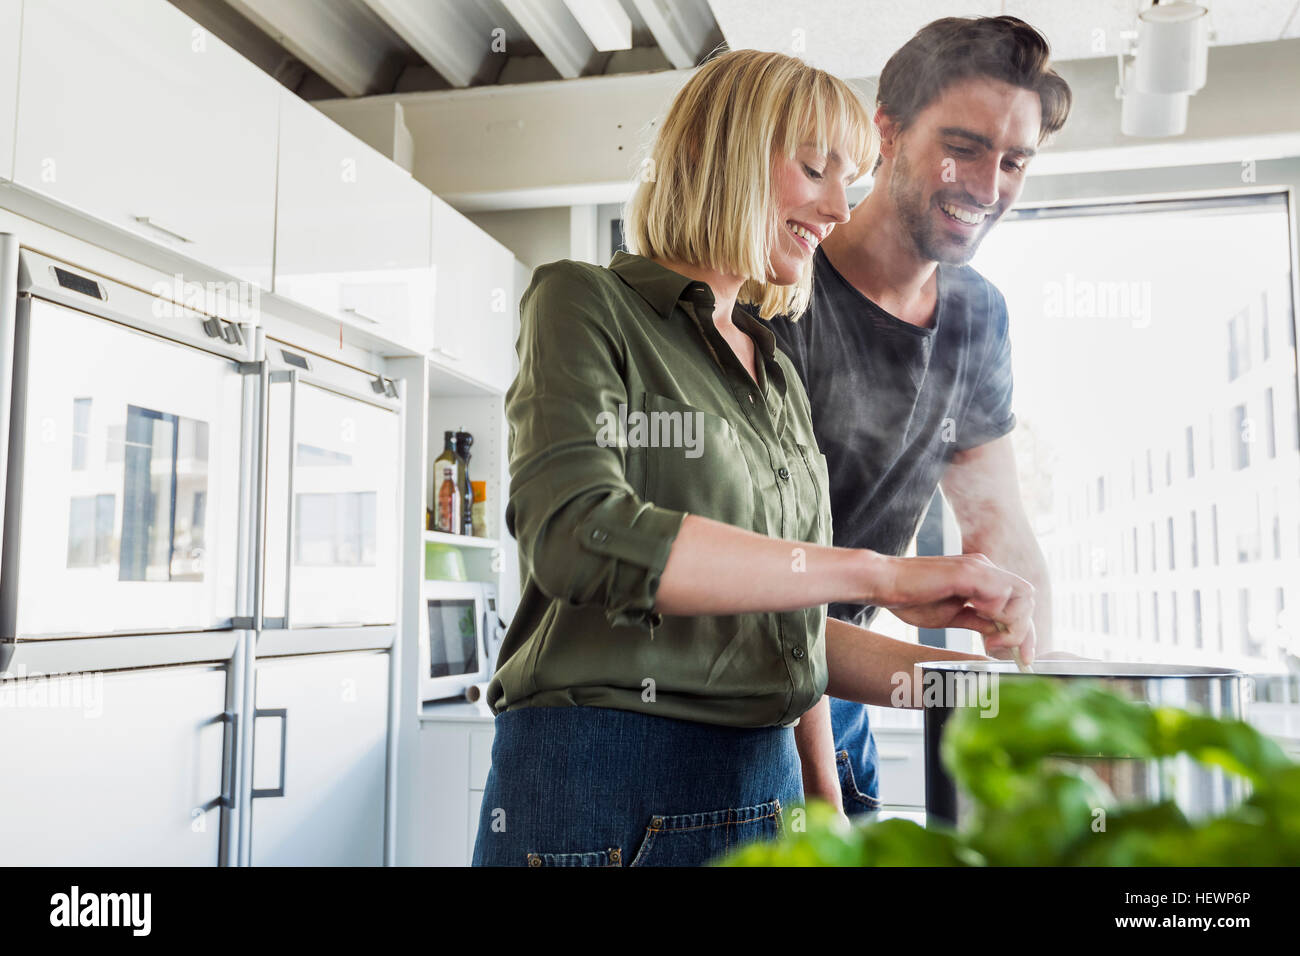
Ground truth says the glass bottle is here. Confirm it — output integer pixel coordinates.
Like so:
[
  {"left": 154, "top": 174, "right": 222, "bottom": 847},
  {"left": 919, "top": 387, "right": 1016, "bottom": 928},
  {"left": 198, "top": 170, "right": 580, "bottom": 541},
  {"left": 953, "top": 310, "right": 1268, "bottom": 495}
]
[{"left": 431, "top": 431, "right": 460, "bottom": 534}]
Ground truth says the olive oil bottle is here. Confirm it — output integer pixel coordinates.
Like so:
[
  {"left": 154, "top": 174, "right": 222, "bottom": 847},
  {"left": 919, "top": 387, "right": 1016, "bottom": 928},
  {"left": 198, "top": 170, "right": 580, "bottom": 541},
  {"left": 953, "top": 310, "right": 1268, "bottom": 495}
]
[{"left": 431, "top": 431, "right": 461, "bottom": 534}]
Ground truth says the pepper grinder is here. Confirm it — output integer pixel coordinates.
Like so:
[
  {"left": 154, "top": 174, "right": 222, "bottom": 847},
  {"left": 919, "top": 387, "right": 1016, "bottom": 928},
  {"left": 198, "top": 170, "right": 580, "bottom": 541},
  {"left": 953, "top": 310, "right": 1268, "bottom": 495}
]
[{"left": 454, "top": 429, "right": 474, "bottom": 537}]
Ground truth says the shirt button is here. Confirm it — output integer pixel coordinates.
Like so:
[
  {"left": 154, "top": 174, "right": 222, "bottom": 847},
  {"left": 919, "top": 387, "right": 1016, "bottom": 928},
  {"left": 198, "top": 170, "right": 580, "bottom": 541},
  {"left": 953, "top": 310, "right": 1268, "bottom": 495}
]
[
  {"left": 590, "top": 529, "right": 608, "bottom": 543},
  {"left": 748, "top": 392, "right": 756, "bottom": 404},
  {"left": 777, "top": 466, "right": 790, "bottom": 480},
  {"left": 792, "top": 646, "right": 806, "bottom": 660}
]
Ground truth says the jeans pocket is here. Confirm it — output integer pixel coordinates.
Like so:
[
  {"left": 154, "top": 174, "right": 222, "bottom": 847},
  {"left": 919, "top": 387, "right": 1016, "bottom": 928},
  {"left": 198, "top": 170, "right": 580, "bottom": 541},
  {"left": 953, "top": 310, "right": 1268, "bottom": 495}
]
[
  {"left": 629, "top": 799, "right": 785, "bottom": 867},
  {"left": 837, "top": 749, "right": 883, "bottom": 812},
  {"left": 525, "top": 847, "right": 624, "bottom": 867}
]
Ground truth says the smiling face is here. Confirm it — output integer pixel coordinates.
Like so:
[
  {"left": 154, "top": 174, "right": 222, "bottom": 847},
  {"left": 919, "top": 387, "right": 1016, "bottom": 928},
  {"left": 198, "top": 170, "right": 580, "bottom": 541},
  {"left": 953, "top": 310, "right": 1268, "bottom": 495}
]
[
  {"left": 882, "top": 76, "right": 1042, "bottom": 265},
  {"left": 767, "top": 143, "right": 857, "bottom": 285}
]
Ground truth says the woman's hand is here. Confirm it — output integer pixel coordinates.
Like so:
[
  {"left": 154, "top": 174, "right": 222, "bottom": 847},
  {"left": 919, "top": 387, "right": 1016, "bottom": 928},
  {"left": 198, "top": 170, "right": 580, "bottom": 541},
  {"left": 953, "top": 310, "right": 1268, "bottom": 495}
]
[{"left": 862, "top": 552, "right": 1037, "bottom": 664}]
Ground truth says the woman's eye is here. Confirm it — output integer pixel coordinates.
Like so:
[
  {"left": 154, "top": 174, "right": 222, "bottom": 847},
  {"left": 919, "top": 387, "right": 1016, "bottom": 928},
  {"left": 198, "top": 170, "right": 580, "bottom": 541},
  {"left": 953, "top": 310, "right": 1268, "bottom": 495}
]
[{"left": 802, "top": 164, "right": 824, "bottom": 180}]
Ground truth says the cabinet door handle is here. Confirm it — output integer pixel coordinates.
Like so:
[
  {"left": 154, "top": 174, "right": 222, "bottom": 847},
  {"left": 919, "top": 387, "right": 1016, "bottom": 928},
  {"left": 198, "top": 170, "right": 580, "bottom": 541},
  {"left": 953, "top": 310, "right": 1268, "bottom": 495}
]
[
  {"left": 431, "top": 345, "right": 462, "bottom": 361},
  {"left": 342, "top": 306, "right": 382, "bottom": 325},
  {"left": 132, "top": 215, "right": 194, "bottom": 244},
  {"left": 251, "top": 707, "right": 289, "bottom": 799}
]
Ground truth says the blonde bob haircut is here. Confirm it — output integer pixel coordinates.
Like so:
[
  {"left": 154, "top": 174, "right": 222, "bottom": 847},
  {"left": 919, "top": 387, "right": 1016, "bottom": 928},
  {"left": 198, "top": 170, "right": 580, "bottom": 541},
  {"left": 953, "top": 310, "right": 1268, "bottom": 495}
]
[{"left": 623, "top": 49, "right": 877, "bottom": 320}]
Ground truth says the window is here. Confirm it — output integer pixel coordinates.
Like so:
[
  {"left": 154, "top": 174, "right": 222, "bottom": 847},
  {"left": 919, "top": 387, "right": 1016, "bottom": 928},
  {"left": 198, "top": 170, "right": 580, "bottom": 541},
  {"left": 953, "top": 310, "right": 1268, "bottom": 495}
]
[
  {"left": 973, "top": 192, "right": 1297, "bottom": 669},
  {"left": 1228, "top": 309, "right": 1250, "bottom": 381},
  {"left": 1193, "top": 590, "right": 1204, "bottom": 649},
  {"left": 1231, "top": 404, "right": 1250, "bottom": 471},
  {"left": 1170, "top": 590, "right": 1179, "bottom": 644},
  {"left": 1265, "top": 387, "right": 1277, "bottom": 459}
]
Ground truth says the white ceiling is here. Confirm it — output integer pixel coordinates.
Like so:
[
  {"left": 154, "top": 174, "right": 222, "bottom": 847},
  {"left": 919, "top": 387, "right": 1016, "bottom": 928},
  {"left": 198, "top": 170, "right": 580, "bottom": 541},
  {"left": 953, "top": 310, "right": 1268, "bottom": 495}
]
[{"left": 706, "top": 0, "right": 1300, "bottom": 79}]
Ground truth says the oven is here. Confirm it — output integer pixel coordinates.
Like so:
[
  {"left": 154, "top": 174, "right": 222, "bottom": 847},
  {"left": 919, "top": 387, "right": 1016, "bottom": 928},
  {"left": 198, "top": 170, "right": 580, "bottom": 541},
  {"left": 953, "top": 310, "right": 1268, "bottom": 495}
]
[
  {"left": 1, "top": 247, "right": 249, "bottom": 643},
  {"left": 260, "top": 344, "right": 401, "bottom": 630}
]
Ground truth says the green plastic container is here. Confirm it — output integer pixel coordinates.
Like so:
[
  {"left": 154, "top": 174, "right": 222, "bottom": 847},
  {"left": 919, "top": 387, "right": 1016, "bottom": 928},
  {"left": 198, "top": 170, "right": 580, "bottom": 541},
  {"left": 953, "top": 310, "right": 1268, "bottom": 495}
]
[{"left": 424, "top": 541, "right": 468, "bottom": 581}]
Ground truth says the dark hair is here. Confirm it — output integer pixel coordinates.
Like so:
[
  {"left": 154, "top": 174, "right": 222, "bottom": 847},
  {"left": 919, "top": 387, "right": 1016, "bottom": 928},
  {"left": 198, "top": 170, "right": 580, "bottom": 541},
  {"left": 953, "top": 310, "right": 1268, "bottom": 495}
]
[{"left": 876, "top": 16, "right": 1072, "bottom": 143}]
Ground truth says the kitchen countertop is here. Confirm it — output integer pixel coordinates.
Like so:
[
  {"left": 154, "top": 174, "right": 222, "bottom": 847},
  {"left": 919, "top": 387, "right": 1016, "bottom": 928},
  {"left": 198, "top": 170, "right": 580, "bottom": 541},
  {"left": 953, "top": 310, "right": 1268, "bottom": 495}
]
[
  {"left": 419, "top": 698, "right": 495, "bottom": 723},
  {"left": 415, "top": 694, "right": 1300, "bottom": 746}
]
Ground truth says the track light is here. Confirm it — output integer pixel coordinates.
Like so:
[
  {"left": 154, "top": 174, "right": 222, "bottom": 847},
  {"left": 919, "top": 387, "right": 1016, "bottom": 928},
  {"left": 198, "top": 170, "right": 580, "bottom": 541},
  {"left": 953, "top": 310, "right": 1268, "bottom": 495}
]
[{"left": 1115, "top": 1, "right": 1213, "bottom": 137}]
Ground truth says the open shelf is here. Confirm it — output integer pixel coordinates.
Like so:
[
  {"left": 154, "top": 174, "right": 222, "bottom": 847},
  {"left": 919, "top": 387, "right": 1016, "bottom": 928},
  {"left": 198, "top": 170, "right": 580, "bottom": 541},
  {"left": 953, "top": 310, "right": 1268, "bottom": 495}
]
[{"left": 423, "top": 529, "right": 500, "bottom": 550}]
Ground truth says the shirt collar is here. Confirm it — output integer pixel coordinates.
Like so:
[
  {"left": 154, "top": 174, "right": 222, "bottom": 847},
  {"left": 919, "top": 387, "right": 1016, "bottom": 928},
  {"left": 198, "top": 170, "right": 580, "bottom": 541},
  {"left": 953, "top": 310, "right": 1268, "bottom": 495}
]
[{"left": 608, "top": 251, "right": 776, "bottom": 360}]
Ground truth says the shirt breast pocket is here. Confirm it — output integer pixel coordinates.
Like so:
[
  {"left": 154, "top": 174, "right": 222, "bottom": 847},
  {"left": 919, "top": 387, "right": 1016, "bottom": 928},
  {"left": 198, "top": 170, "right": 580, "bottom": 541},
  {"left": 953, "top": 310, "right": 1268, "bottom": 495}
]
[
  {"left": 640, "top": 392, "right": 757, "bottom": 531},
  {"left": 795, "top": 443, "right": 833, "bottom": 546}
]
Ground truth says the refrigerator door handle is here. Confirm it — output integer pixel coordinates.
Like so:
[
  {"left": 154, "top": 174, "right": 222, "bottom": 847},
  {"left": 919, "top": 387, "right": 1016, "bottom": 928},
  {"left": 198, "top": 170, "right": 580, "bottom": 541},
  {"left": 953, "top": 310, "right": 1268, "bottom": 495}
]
[
  {"left": 250, "top": 707, "right": 288, "bottom": 799},
  {"left": 282, "top": 370, "right": 298, "bottom": 629},
  {"left": 219, "top": 709, "right": 238, "bottom": 810}
]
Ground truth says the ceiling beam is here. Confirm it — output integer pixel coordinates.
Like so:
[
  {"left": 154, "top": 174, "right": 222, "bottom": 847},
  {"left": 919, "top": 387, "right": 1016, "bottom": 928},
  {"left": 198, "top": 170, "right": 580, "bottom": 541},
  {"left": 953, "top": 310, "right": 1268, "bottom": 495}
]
[
  {"left": 360, "top": 0, "right": 491, "bottom": 88},
  {"left": 629, "top": 0, "right": 716, "bottom": 69},
  {"left": 222, "top": 0, "right": 402, "bottom": 97},
  {"left": 562, "top": 0, "right": 633, "bottom": 51},
  {"left": 499, "top": 0, "right": 598, "bottom": 78}
]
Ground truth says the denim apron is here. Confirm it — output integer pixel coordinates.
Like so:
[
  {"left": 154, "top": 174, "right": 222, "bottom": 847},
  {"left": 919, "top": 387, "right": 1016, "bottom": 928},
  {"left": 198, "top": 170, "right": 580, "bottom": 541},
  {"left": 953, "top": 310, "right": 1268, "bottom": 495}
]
[{"left": 471, "top": 705, "right": 802, "bottom": 867}]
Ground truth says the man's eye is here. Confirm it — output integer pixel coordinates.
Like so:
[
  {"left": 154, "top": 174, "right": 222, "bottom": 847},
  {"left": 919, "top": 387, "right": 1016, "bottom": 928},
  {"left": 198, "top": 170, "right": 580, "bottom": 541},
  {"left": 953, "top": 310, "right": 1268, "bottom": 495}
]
[
  {"left": 1004, "top": 161, "right": 1026, "bottom": 173},
  {"left": 947, "top": 145, "right": 974, "bottom": 157}
]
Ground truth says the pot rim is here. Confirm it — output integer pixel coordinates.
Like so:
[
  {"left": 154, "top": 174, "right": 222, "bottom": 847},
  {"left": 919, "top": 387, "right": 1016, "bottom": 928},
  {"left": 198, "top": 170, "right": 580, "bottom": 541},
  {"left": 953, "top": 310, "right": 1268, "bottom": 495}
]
[{"left": 917, "top": 660, "right": 1245, "bottom": 679}]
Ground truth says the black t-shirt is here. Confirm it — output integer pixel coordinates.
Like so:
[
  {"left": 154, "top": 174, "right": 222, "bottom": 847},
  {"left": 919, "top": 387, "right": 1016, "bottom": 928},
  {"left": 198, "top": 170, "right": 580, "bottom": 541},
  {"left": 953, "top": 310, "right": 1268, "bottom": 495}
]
[{"left": 765, "top": 247, "right": 1016, "bottom": 626}]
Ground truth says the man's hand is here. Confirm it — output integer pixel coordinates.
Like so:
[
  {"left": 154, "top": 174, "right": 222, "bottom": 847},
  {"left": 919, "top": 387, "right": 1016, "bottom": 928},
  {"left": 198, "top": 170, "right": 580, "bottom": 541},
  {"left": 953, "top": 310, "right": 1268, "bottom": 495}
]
[{"left": 864, "top": 551, "right": 1036, "bottom": 664}]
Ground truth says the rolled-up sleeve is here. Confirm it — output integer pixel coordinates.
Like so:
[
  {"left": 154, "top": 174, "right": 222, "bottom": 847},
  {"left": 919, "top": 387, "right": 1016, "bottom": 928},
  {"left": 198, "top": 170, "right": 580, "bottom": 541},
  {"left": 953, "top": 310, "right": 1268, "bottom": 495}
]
[{"left": 504, "top": 263, "right": 688, "bottom": 631}]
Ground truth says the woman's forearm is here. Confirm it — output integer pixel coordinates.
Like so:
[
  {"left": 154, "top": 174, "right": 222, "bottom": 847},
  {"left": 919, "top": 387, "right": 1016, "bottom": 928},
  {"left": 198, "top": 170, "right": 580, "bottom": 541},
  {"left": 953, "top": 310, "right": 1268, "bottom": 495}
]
[
  {"left": 655, "top": 514, "right": 880, "bottom": 615},
  {"left": 655, "top": 515, "right": 1038, "bottom": 654},
  {"left": 824, "top": 617, "right": 989, "bottom": 707}
]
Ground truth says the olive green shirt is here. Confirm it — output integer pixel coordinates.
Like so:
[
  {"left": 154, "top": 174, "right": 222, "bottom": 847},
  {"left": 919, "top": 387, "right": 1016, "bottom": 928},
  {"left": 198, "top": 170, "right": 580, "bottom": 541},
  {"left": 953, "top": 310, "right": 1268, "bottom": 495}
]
[{"left": 487, "top": 251, "right": 831, "bottom": 728}]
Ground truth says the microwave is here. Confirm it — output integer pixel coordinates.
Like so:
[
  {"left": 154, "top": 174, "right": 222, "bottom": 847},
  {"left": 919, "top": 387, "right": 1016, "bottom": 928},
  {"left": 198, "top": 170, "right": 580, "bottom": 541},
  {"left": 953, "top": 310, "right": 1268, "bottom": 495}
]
[{"left": 418, "top": 580, "right": 505, "bottom": 702}]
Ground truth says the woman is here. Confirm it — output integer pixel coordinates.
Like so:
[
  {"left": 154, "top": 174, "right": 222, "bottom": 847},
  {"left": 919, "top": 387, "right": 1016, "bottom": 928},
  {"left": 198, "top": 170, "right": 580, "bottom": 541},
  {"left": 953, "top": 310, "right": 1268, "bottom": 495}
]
[{"left": 472, "top": 49, "right": 1034, "bottom": 867}]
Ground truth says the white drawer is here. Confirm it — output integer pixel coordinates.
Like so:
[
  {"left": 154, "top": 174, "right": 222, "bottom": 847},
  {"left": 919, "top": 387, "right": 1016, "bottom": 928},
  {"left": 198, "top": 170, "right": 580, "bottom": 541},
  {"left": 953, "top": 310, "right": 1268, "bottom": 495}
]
[
  {"left": 469, "top": 729, "right": 494, "bottom": 791},
  {"left": 873, "top": 728, "right": 925, "bottom": 808}
]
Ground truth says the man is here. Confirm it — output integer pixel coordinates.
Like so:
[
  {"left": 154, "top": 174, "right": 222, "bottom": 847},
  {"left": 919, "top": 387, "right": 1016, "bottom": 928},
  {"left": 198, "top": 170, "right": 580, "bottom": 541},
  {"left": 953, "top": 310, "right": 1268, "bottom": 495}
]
[{"left": 767, "top": 16, "right": 1072, "bottom": 815}]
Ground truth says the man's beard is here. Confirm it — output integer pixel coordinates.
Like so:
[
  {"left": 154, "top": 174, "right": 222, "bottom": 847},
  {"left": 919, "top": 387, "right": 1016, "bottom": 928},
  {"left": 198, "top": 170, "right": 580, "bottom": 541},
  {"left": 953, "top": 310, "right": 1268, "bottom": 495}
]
[{"left": 889, "top": 148, "right": 997, "bottom": 266}]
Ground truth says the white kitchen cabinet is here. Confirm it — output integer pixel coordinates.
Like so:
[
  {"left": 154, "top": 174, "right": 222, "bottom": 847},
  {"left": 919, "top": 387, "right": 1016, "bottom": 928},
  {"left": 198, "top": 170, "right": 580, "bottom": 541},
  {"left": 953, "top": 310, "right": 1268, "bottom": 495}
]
[
  {"left": 430, "top": 197, "right": 514, "bottom": 391},
  {"left": 13, "top": 0, "right": 279, "bottom": 288},
  {"left": 249, "top": 650, "right": 390, "bottom": 866},
  {"left": 0, "top": 0, "right": 19, "bottom": 183},
  {"left": 274, "top": 92, "right": 435, "bottom": 351},
  {"left": 0, "top": 664, "right": 229, "bottom": 865},
  {"left": 416, "top": 708, "right": 495, "bottom": 866},
  {"left": 874, "top": 728, "right": 926, "bottom": 808}
]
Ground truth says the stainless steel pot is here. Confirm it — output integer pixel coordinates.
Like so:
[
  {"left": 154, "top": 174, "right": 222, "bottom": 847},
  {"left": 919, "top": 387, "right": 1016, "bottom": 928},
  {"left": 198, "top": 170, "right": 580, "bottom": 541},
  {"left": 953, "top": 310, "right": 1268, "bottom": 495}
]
[{"left": 919, "top": 660, "right": 1248, "bottom": 827}]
